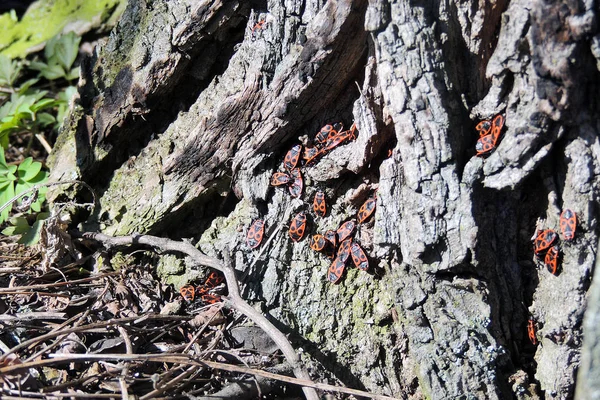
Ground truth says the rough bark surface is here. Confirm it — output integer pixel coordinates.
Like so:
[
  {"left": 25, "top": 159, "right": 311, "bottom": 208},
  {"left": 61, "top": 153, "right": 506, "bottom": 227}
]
[{"left": 49, "top": 0, "right": 600, "bottom": 398}]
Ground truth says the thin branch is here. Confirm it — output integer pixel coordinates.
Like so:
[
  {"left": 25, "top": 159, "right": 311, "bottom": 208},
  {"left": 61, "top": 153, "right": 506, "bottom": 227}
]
[
  {"left": 76, "top": 231, "right": 320, "bottom": 400},
  {"left": 117, "top": 326, "right": 132, "bottom": 400}
]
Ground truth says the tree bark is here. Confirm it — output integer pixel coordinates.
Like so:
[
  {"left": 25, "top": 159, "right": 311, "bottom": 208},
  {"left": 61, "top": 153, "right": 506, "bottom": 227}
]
[{"left": 48, "top": 0, "right": 600, "bottom": 398}]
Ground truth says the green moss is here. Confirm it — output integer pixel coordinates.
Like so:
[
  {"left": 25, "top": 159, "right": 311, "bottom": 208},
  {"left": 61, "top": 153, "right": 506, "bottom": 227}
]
[
  {"left": 109, "top": 252, "right": 135, "bottom": 270},
  {"left": 0, "top": 0, "right": 126, "bottom": 58}
]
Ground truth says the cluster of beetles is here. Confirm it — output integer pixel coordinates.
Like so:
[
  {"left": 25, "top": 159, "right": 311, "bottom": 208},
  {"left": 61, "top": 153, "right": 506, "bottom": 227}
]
[
  {"left": 527, "top": 208, "right": 577, "bottom": 345},
  {"left": 180, "top": 122, "right": 366, "bottom": 302},
  {"left": 183, "top": 109, "right": 580, "bottom": 351},
  {"left": 473, "top": 113, "right": 579, "bottom": 345},
  {"left": 246, "top": 122, "right": 377, "bottom": 283},
  {"left": 179, "top": 271, "right": 225, "bottom": 303}
]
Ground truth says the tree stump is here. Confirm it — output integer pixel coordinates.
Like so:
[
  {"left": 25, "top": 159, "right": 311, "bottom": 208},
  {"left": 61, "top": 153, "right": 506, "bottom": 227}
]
[{"left": 48, "top": 0, "right": 600, "bottom": 398}]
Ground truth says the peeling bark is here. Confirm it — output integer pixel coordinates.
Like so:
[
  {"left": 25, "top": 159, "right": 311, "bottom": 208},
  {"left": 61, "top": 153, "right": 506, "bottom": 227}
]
[{"left": 49, "top": 0, "right": 600, "bottom": 398}]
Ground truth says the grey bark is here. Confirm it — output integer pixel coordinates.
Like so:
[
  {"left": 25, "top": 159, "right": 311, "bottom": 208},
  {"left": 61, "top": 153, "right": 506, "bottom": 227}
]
[{"left": 48, "top": 0, "right": 600, "bottom": 399}]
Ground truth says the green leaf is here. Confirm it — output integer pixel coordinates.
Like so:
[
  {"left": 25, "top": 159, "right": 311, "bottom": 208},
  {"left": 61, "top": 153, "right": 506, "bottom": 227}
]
[
  {"left": 31, "top": 98, "right": 57, "bottom": 112},
  {"left": 0, "top": 54, "right": 20, "bottom": 87},
  {"left": 17, "top": 158, "right": 42, "bottom": 181},
  {"left": 51, "top": 32, "right": 81, "bottom": 72},
  {"left": 2, "top": 216, "right": 30, "bottom": 235},
  {"left": 0, "top": 164, "right": 17, "bottom": 181},
  {"left": 16, "top": 78, "right": 40, "bottom": 93},
  {"left": 0, "top": 179, "right": 15, "bottom": 224},
  {"left": 18, "top": 218, "right": 45, "bottom": 245},
  {"left": 0, "top": 148, "right": 8, "bottom": 169},
  {"left": 40, "top": 64, "right": 67, "bottom": 81},
  {"left": 28, "top": 60, "right": 49, "bottom": 72},
  {"left": 36, "top": 113, "right": 56, "bottom": 127},
  {"left": 66, "top": 67, "right": 80, "bottom": 81}
]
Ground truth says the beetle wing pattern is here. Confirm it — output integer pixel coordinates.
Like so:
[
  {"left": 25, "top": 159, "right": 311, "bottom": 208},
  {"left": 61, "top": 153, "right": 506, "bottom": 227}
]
[
  {"left": 544, "top": 245, "right": 560, "bottom": 275},
  {"left": 337, "top": 221, "right": 356, "bottom": 243},
  {"left": 559, "top": 209, "right": 577, "bottom": 241},
  {"left": 310, "top": 234, "right": 327, "bottom": 252},
  {"left": 324, "top": 230, "right": 337, "bottom": 248},
  {"left": 475, "top": 134, "right": 495, "bottom": 155},
  {"left": 201, "top": 293, "right": 221, "bottom": 304},
  {"left": 205, "top": 271, "right": 224, "bottom": 288},
  {"left": 357, "top": 196, "right": 376, "bottom": 223},
  {"left": 288, "top": 168, "right": 303, "bottom": 198},
  {"left": 289, "top": 212, "right": 307, "bottom": 242},
  {"left": 350, "top": 242, "right": 369, "bottom": 271},
  {"left": 327, "top": 256, "right": 346, "bottom": 283},
  {"left": 337, "top": 239, "right": 352, "bottom": 263},
  {"left": 284, "top": 144, "right": 302, "bottom": 171},
  {"left": 180, "top": 285, "right": 195, "bottom": 301},
  {"left": 533, "top": 229, "right": 558, "bottom": 255},
  {"left": 246, "top": 219, "right": 265, "bottom": 249},
  {"left": 313, "top": 190, "right": 327, "bottom": 217},
  {"left": 476, "top": 120, "right": 492, "bottom": 137},
  {"left": 271, "top": 172, "right": 291, "bottom": 186},
  {"left": 475, "top": 115, "right": 504, "bottom": 156},
  {"left": 303, "top": 146, "right": 321, "bottom": 165}
]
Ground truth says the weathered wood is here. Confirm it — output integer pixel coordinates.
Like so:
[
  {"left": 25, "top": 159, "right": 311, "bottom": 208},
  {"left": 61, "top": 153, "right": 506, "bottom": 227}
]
[{"left": 48, "top": 0, "right": 600, "bottom": 398}]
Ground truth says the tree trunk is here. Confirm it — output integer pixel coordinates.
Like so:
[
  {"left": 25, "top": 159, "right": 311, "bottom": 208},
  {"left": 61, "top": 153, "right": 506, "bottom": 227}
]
[{"left": 48, "top": 0, "right": 600, "bottom": 398}]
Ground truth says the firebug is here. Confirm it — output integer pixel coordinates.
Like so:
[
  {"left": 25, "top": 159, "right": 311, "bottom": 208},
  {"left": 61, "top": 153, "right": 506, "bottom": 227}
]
[
  {"left": 476, "top": 114, "right": 504, "bottom": 156},
  {"left": 350, "top": 242, "right": 369, "bottom": 271},
  {"left": 180, "top": 285, "right": 195, "bottom": 302},
  {"left": 322, "top": 123, "right": 357, "bottom": 152},
  {"left": 315, "top": 123, "right": 342, "bottom": 146},
  {"left": 545, "top": 245, "right": 560, "bottom": 275},
  {"left": 246, "top": 219, "right": 265, "bottom": 249},
  {"left": 560, "top": 209, "right": 577, "bottom": 241},
  {"left": 528, "top": 319, "right": 537, "bottom": 345},
  {"left": 201, "top": 293, "right": 221, "bottom": 304},
  {"left": 327, "top": 256, "right": 346, "bottom": 283},
  {"left": 475, "top": 119, "right": 492, "bottom": 137},
  {"left": 313, "top": 190, "right": 327, "bottom": 217},
  {"left": 284, "top": 144, "right": 302, "bottom": 171},
  {"left": 533, "top": 229, "right": 558, "bottom": 255},
  {"left": 205, "top": 271, "right": 224, "bottom": 287},
  {"left": 271, "top": 172, "right": 291, "bottom": 186},
  {"left": 324, "top": 230, "right": 337, "bottom": 248},
  {"left": 357, "top": 195, "right": 376, "bottom": 223},
  {"left": 337, "top": 221, "right": 356, "bottom": 243},
  {"left": 289, "top": 212, "right": 307, "bottom": 242},
  {"left": 310, "top": 234, "right": 328, "bottom": 252},
  {"left": 337, "top": 238, "right": 352, "bottom": 263},
  {"left": 288, "top": 168, "right": 303, "bottom": 198}
]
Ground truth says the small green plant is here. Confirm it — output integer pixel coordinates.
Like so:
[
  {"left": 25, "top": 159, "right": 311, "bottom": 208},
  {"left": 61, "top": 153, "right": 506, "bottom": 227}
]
[
  {"left": 0, "top": 32, "right": 81, "bottom": 148},
  {"left": 0, "top": 53, "right": 22, "bottom": 87},
  {"left": 29, "top": 32, "right": 81, "bottom": 81},
  {"left": 0, "top": 31, "right": 83, "bottom": 245},
  {"left": 0, "top": 88, "right": 59, "bottom": 148},
  {"left": 0, "top": 147, "right": 48, "bottom": 243}
]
